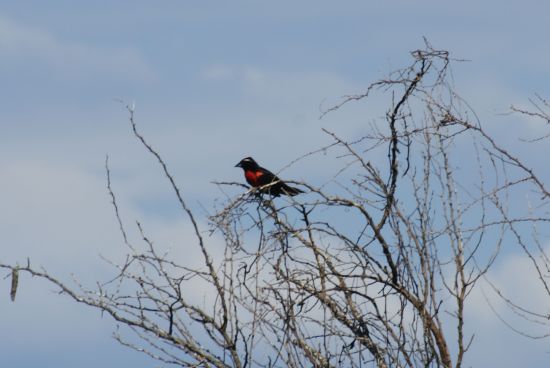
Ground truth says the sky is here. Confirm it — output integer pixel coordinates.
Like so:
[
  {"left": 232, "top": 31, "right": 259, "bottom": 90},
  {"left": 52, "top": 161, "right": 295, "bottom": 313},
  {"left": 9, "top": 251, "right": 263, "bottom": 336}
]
[{"left": 1, "top": 1, "right": 550, "bottom": 367}]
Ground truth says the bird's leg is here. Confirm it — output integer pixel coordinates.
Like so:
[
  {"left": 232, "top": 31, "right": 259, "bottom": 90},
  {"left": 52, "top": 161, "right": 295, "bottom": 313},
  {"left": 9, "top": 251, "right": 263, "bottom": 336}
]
[
  {"left": 253, "top": 190, "right": 264, "bottom": 201},
  {"left": 251, "top": 189, "right": 273, "bottom": 207}
]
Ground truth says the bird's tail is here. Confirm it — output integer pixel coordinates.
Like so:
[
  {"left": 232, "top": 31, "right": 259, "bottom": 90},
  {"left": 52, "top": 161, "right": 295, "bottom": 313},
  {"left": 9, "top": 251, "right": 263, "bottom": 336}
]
[{"left": 281, "top": 184, "right": 304, "bottom": 196}]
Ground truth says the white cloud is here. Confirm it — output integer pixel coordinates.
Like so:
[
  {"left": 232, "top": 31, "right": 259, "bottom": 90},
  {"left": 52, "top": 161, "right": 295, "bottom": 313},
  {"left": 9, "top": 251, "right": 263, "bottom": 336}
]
[
  {"left": 0, "top": 156, "right": 228, "bottom": 364},
  {"left": 0, "top": 16, "right": 155, "bottom": 81},
  {"left": 459, "top": 245, "right": 550, "bottom": 367},
  {"left": 480, "top": 245, "right": 550, "bottom": 324},
  {"left": 200, "top": 65, "right": 238, "bottom": 81}
]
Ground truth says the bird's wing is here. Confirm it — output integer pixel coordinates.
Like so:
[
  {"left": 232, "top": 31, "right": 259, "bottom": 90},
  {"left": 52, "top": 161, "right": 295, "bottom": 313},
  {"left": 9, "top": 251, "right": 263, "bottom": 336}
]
[{"left": 256, "top": 167, "right": 280, "bottom": 186}]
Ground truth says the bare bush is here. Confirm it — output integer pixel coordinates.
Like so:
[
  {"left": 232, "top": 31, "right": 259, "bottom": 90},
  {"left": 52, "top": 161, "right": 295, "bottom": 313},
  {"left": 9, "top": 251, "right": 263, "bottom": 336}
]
[{"left": 2, "top": 42, "right": 549, "bottom": 368}]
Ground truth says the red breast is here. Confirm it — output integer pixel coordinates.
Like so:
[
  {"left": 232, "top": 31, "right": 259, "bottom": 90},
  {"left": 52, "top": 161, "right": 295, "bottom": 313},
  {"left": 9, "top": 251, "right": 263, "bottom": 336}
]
[{"left": 244, "top": 170, "right": 264, "bottom": 186}]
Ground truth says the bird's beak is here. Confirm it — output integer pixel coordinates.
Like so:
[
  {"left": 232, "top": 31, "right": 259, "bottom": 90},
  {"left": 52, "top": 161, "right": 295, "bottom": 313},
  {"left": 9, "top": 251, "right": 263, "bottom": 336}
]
[{"left": 235, "top": 162, "right": 242, "bottom": 168}]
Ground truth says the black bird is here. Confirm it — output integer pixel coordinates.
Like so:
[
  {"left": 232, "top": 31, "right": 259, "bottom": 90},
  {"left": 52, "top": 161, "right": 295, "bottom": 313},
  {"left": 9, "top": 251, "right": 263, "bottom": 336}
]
[{"left": 235, "top": 157, "right": 303, "bottom": 197}]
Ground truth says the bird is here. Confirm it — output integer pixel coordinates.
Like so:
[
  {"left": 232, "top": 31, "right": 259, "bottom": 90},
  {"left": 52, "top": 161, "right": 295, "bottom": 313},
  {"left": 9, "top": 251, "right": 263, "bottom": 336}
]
[{"left": 235, "top": 157, "right": 304, "bottom": 197}]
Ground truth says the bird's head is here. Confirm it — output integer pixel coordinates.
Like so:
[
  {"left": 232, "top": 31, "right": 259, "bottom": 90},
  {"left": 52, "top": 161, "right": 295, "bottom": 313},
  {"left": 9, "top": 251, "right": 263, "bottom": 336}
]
[{"left": 235, "top": 157, "right": 259, "bottom": 170}]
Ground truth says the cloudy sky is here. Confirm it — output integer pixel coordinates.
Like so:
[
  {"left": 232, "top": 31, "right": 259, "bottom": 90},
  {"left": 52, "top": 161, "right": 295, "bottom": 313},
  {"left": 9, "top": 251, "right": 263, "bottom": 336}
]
[{"left": 1, "top": 1, "right": 550, "bottom": 367}]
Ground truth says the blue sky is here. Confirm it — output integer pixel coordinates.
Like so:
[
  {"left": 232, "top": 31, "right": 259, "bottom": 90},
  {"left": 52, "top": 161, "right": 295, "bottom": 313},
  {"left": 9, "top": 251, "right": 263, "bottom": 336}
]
[{"left": 1, "top": 1, "right": 550, "bottom": 367}]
